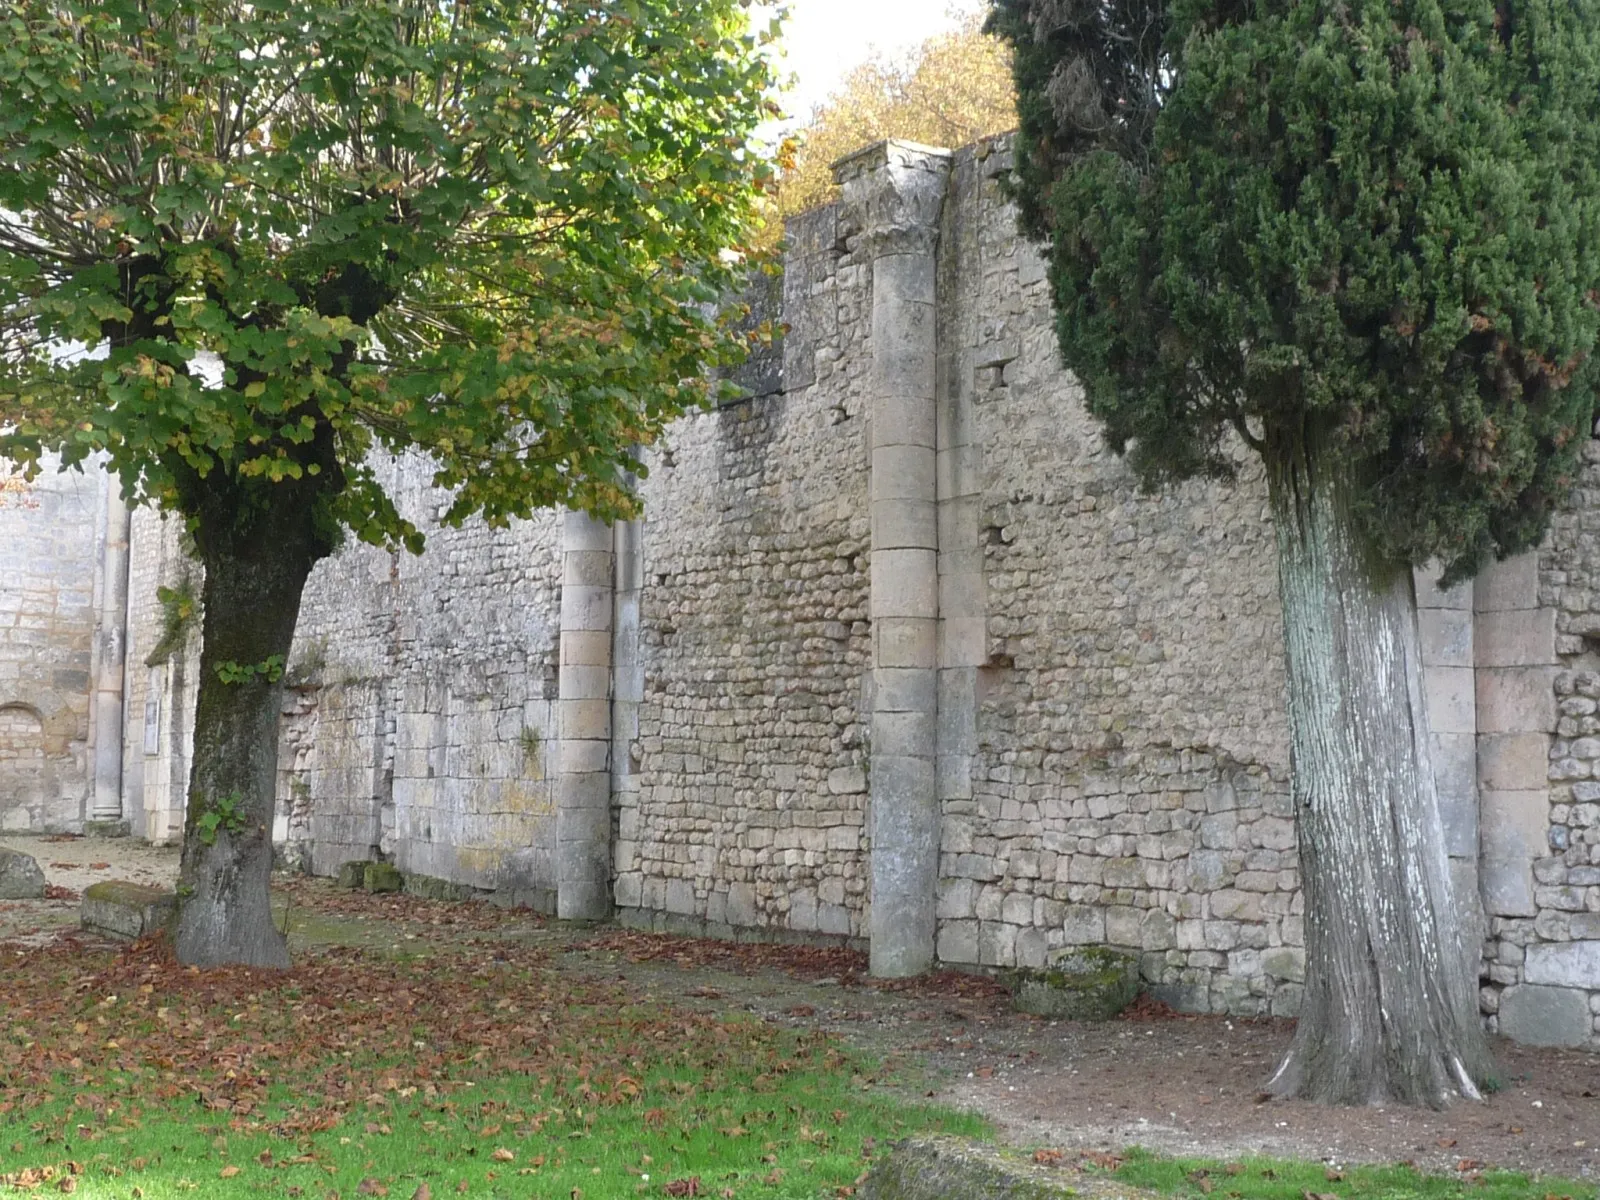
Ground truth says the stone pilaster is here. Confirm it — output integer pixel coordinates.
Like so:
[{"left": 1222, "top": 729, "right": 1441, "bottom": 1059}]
[
  {"left": 1474, "top": 552, "right": 1556, "bottom": 919},
  {"left": 90, "top": 483, "right": 130, "bottom": 826},
  {"left": 557, "top": 510, "right": 614, "bottom": 920},
  {"left": 835, "top": 140, "right": 952, "bottom": 977},
  {"left": 1414, "top": 565, "right": 1483, "bottom": 976}
]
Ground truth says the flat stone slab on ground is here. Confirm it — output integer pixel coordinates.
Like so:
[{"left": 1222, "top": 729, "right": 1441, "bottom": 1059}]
[
  {"left": 81, "top": 880, "right": 176, "bottom": 941},
  {"left": 0, "top": 846, "right": 46, "bottom": 899},
  {"left": 860, "top": 1136, "right": 1156, "bottom": 1200}
]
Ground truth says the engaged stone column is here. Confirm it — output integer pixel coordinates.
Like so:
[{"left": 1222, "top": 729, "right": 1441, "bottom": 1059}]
[
  {"left": 90, "top": 482, "right": 131, "bottom": 827},
  {"left": 835, "top": 140, "right": 952, "bottom": 977},
  {"left": 557, "top": 510, "right": 614, "bottom": 921}
]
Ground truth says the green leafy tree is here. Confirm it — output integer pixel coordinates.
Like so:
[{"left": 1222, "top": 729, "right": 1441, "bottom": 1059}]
[
  {"left": 989, "top": 0, "right": 1600, "bottom": 1105},
  {"left": 0, "top": 0, "right": 775, "bottom": 967}
]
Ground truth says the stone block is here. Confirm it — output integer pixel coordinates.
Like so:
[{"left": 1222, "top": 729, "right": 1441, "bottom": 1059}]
[
  {"left": 0, "top": 846, "right": 45, "bottom": 899},
  {"left": 1419, "top": 607, "right": 1474, "bottom": 669},
  {"left": 1475, "top": 608, "right": 1556, "bottom": 668},
  {"left": 1497, "top": 984, "right": 1594, "bottom": 1047},
  {"left": 872, "top": 498, "right": 938, "bottom": 551},
  {"left": 1424, "top": 666, "right": 1476, "bottom": 734},
  {"left": 875, "top": 616, "right": 937, "bottom": 669},
  {"left": 1523, "top": 940, "right": 1600, "bottom": 989},
  {"left": 1477, "top": 734, "right": 1551, "bottom": 792},
  {"left": 1476, "top": 667, "right": 1557, "bottom": 735},
  {"left": 1474, "top": 552, "right": 1540, "bottom": 613},
  {"left": 1432, "top": 733, "right": 1479, "bottom": 858},
  {"left": 871, "top": 444, "right": 936, "bottom": 504},
  {"left": 1008, "top": 948, "right": 1140, "bottom": 1020},
  {"left": 364, "top": 862, "right": 402, "bottom": 893},
  {"left": 870, "top": 549, "right": 938, "bottom": 620},
  {"left": 336, "top": 859, "right": 369, "bottom": 890},
  {"left": 80, "top": 881, "right": 175, "bottom": 940},
  {"left": 936, "top": 919, "right": 978, "bottom": 963},
  {"left": 559, "top": 584, "right": 613, "bottom": 633},
  {"left": 1416, "top": 565, "right": 1473, "bottom": 611}
]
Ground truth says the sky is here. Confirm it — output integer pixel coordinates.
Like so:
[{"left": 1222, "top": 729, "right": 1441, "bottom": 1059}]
[{"left": 757, "top": 0, "right": 983, "bottom": 127}]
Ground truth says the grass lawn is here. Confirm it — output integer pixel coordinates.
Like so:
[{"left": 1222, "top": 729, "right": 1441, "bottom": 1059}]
[{"left": 2, "top": 907, "right": 1594, "bottom": 1200}]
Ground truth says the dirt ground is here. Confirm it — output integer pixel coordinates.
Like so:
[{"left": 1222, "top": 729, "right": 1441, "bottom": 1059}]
[{"left": 1, "top": 837, "right": 1597, "bottom": 1184}]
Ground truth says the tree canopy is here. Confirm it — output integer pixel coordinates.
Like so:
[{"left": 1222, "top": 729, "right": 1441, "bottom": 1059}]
[
  {"left": 0, "top": 0, "right": 776, "bottom": 543},
  {"left": 771, "top": 7, "right": 1015, "bottom": 224},
  {"left": 991, "top": 0, "right": 1600, "bottom": 583}
]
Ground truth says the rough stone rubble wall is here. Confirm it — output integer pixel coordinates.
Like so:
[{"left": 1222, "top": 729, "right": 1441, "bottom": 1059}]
[
  {"left": 0, "top": 458, "right": 100, "bottom": 832},
  {"left": 615, "top": 209, "right": 875, "bottom": 939},
  {"left": 121, "top": 453, "right": 564, "bottom": 905}
]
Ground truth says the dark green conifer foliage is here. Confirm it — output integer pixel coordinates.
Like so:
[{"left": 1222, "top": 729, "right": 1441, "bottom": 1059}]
[
  {"left": 991, "top": 0, "right": 1600, "bottom": 582},
  {"left": 991, "top": 0, "right": 1600, "bottom": 1106}
]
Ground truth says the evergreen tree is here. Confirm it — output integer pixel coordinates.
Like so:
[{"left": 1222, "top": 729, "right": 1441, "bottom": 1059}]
[{"left": 989, "top": 0, "right": 1600, "bottom": 1105}]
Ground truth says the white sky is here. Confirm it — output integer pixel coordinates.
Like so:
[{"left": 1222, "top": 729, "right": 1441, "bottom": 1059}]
[{"left": 758, "top": 0, "right": 984, "bottom": 127}]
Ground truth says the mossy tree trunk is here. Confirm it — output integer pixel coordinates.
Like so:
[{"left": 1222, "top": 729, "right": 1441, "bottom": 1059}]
[
  {"left": 1263, "top": 427, "right": 1496, "bottom": 1107},
  {"left": 173, "top": 475, "right": 331, "bottom": 969}
]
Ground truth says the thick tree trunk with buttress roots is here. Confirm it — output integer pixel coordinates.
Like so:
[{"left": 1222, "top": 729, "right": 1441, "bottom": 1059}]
[
  {"left": 1264, "top": 434, "right": 1496, "bottom": 1107},
  {"left": 173, "top": 533, "right": 315, "bottom": 969}
]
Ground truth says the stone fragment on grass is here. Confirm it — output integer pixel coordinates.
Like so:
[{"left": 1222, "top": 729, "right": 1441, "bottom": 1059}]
[
  {"left": 363, "top": 862, "right": 403, "bottom": 893},
  {"left": 81, "top": 881, "right": 176, "bottom": 940},
  {"left": 860, "top": 1136, "right": 1157, "bottom": 1200},
  {"left": 337, "top": 860, "right": 370, "bottom": 890},
  {"left": 0, "top": 846, "right": 46, "bottom": 899},
  {"left": 1005, "top": 947, "right": 1140, "bottom": 1020}
]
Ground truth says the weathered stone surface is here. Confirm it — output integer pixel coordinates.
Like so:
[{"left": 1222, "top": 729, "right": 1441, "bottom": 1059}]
[
  {"left": 336, "top": 860, "right": 369, "bottom": 890},
  {"left": 80, "top": 880, "right": 175, "bottom": 940},
  {"left": 1523, "top": 940, "right": 1600, "bottom": 989},
  {"left": 860, "top": 1136, "right": 1156, "bottom": 1200},
  {"left": 1496, "top": 985, "right": 1594, "bottom": 1047},
  {"left": 363, "top": 862, "right": 403, "bottom": 894},
  {"left": 0, "top": 845, "right": 45, "bottom": 899},
  {"left": 1008, "top": 948, "right": 1139, "bottom": 1020}
]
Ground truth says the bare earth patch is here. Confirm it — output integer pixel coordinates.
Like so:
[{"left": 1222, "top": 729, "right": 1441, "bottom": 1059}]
[{"left": 2, "top": 850, "right": 1595, "bottom": 1185}]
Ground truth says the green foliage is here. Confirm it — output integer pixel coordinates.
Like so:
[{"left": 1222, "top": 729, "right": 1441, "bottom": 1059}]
[
  {"left": 214, "top": 655, "right": 286, "bottom": 686},
  {"left": 195, "top": 790, "right": 248, "bottom": 844},
  {"left": 0, "top": 0, "right": 779, "bottom": 558},
  {"left": 146, "top": 577, "right": 198, "bottom": 666},
  {"left": 989, "top": 0, "right": 1600, "bottom": 579}
]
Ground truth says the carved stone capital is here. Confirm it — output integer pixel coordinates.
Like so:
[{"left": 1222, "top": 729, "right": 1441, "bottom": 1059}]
[{"left": 832, "top": 139, "right": 953, "bottom": 260}]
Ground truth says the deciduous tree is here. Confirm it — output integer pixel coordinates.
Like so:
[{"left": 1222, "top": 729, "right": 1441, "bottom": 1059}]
[
  {"left": 989, "top": 0, "right": 1600, "bottom": 1105},
  {"left": 0, "top": 0, "right": 775, "bottom": 967}
]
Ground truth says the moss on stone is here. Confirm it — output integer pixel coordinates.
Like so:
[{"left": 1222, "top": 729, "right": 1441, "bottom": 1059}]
[
  {"left": 1004, "top": 947, "right": 1139, "bottom": 1020},
  {"left": 363, "top": 862, "right": 403, "bottom": 893}
]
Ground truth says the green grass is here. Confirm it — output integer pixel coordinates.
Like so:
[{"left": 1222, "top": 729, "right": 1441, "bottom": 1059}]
[
  {"left": 1106, "top": 1147, "right": 1597, "bottom": 1200},
  {"left": 1, "top": 981, "right": 985, "bottom": 1199}
]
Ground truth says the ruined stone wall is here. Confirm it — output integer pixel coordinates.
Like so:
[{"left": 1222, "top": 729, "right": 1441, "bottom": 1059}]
[
  {"left": 0, "top": 458, "right": 101, "bottom": 832},
  {"left": 930, "top": 142, "right": 1301, "bottom": 1015},
  {"left": 122, "top": 453, "right": 564, "bottom": 902},
  {"left": 1472, "top": 441, "right": 1600, "bottom": 1046},
  {"left": 615, "top": 209, "right": 875, "bottom": 939}
]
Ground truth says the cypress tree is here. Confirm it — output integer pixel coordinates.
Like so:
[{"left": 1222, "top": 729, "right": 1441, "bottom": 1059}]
[{"left": 989, "top": 0, "right": 1600, "bottom": 1105}]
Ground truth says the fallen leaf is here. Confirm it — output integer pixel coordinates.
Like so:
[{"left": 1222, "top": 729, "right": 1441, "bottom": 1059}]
[
  {"left": 664, "top": 1179, "right": 700, "bottom": 1197},
  {"left": 410, "top": 1185, "right": 431, "bottom": 1200},
  {"left": 490, "top": 1149, "right": 514, "bottom": 1163},
  {"left": 1033, "top": 1149, "right": 1065, "bottom": 1166},
  {"left": 220, "top": 1166, "right": 241, "bottom": 1179},
  {"left": 357, "top": 1180, "right": 388, "bottom": 1197}
]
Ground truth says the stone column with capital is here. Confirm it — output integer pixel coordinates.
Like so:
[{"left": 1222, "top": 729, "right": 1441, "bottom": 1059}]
[{"left": 834, "top": 140, "right": 953, "bottom": 977}]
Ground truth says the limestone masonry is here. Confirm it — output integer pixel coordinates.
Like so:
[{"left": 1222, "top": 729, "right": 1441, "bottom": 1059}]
[{"left": 2, "top": 136, "right": 1597, "bottom": 1047}]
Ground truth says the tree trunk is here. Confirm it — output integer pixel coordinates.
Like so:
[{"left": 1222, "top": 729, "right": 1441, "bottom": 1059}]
[
  {"left": 1263, "top": 432, "right": 1496, "bottom": 1107},
  {"left": 173, "top": 533, "right": 315, "bottom": 969}
]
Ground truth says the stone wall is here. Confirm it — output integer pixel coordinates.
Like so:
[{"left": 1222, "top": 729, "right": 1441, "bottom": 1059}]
[
  {"left": 614, "top": 209, "right": 875, "bottom": 939},
  {"left": 121, "top": 453, "right": 565, "bottom": 904},
  {"left": 6, "top": 132, "right": 1599, "bottom": 1048},
  {"left": 0, "top": 458, "right": 101, "bottom": 832}
]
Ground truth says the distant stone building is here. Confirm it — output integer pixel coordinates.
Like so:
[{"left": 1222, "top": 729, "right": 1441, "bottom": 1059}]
[{"left": 2, "top": 137, "right": 1597, "bottom": 1048}]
